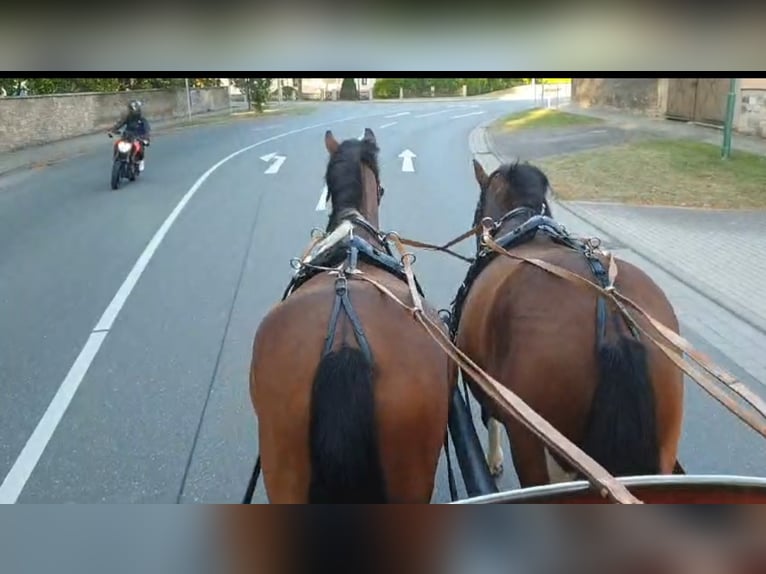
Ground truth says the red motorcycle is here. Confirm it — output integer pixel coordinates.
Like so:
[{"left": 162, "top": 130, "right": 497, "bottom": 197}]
[{"left": 108, "top": 131, "right": 149, "bottom": 190}]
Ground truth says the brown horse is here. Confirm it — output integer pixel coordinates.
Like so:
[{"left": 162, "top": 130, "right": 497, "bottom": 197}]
[
  {"left": 249, "top": 128, "right": 453, "bottom": 503},
  {"left": 450, "top": 159, "right": 684, "bottom": 487}
]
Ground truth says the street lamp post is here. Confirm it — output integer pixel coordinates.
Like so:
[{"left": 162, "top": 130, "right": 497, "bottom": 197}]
[{"left": 721, "top": 78, "right": 737, "bottom": 160}]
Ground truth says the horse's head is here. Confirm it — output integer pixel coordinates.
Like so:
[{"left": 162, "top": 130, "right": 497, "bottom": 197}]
[
  {"left": 471, "top": 158, "right": 553, "bottom": 250},
  {"left": 324, "top": 128, "right": 384, "bottom": 233}
]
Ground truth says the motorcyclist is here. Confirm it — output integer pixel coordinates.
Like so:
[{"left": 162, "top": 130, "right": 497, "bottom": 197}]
[{"left": 108, "top": 100, "right": 151, "bottom": 172}]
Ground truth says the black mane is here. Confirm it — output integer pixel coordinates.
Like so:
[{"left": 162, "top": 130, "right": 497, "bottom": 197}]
[
  {"left": 325, "top": 138, "right": 380, "bottom": 232},
  {"left": 472, "top": 161, "right": 553, "bottom": 231}
]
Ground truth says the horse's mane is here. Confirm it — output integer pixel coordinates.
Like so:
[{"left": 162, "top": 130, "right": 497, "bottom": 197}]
[
  {"left": 325, "top": 138, "right": 380, "bottom": 232},
  {"left": 471, "top": 160, "right": 553, "bottom": 230}
]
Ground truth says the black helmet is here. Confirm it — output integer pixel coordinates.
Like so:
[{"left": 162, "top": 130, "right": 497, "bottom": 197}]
[{"left": 127, "top": 100, "right": 142, "bottom": 116}]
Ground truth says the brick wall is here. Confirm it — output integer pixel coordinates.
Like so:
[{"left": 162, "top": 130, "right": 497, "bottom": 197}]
[
  {"left": 737, "top": 89, "right": 766, "bottom": 138},
  {"left": 571, "top": 78, "right": 663, "bottom": 115},
  {"left": 0, "top": 87, "right": 230, "bottom": 153}
]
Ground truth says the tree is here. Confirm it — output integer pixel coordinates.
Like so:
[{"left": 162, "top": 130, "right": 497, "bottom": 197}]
[
  {"left": 232, "top": 78, "right": 272, "bottom": 111},
  {"left": 339, "top": 78, "right": 358, "bottom": 100}
]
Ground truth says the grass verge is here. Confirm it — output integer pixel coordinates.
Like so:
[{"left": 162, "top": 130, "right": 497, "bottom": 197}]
[
  {"left": 538, "top": 139, "right": 766, "bottom": 209},
  {"left": 496, "top": 108, "right": 604, "bottom": 131}
]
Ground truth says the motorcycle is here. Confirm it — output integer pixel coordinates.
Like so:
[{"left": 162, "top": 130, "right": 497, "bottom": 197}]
[{"left": 108, "top": 131, "right": 149, "bottom": 190}]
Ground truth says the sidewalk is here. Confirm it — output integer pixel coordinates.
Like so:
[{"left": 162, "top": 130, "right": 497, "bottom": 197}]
[
  {"left": 0, "top": 108, "right": 237, "bottom": 178},
  {"left": 470, "top": 113, "right": 766, "bottom": 385}
]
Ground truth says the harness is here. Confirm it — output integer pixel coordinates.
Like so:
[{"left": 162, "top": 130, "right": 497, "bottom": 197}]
[
  {"left": 242, "top": 214, "right": 430, "bottom": 503},
  {"left": 448, "top": 206, "right": 639, "bottom": 427}
]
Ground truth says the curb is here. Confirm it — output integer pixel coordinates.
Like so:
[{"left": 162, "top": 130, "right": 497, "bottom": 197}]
[{"left": 472, "top": 119, "right": 766, "bottom": 337}]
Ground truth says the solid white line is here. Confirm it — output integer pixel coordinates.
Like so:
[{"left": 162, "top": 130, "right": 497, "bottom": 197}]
[
  {"left": 384, "top": 111, "right": 410, "bottom": 118},
  {"left": 414, "top": 109, "right": 449, "bottom": 118},
  {"left": 379, "top": 121, "right": 398, "bottom": 129},
  {"left": 451, "top": 110, "right": 486, "bottom": 119},
  {"left": 0, "top": 331, "right": 108, "bottom": 504},
  {"left": 0, "top": 111, "right": 379, "bottom": 504}
]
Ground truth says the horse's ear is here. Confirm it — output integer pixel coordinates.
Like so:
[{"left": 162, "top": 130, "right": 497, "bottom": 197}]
[
  {"left": 472, "top": 158, "right": 489, "bottom": 188},
  {"left": 363, "top": 127, "right": 376, "bottom": 145},
  {"left": 325, "top": 130, "right": 339, "bottom": 155}
]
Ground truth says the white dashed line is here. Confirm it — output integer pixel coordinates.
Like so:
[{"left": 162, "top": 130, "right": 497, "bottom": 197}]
[
  {"left": 414, "top": 109, "right": 449, "bottom": 118},
  {"left": 451, "top": 110, "right": 486, "bottom": 119}
]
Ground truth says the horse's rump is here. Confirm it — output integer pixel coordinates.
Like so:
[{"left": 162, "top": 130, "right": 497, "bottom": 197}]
[
  {"left": 456, "top": 239, "right": 683, "bottom": 480},
  {"left": 251, "top": 269, "right": 453, "bottom": 502}
]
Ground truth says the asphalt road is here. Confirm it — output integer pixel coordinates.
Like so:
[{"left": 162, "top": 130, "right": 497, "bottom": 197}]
[{"left": 1, "top": 100, "right": 764, "bottom": 503}]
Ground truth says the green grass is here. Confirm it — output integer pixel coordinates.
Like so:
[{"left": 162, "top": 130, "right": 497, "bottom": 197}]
[
  {"left": 538, "top": 138, "right": 766, "bottom": 209},
  {"left": 496, "top": 108, "right": 604, "bottom": 131}
]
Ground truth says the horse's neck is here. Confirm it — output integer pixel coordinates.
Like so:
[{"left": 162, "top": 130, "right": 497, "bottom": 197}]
[{"left": 496, "top": 213, "right": 531, "bottom": 238}]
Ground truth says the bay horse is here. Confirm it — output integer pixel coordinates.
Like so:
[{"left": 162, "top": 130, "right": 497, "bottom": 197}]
[
  {"left": 450, "top": 158, "right": 684, "bottom": 487},
  {"left": 249, "top": 128, "right": 453, "bottom": 503}
]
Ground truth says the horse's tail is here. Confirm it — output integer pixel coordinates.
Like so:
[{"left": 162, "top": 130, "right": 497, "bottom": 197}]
[
  {"left": 581, "top": 312, "right": 659, "bottom": 477},
  {"left": 308, "top": 345, "right": 386, "bottom": 503}
]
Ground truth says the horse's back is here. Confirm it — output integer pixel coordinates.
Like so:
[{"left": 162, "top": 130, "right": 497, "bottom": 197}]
[
  {"left": 457, "top": 238, "right": 683, "bottom": 463},
  {"left": 251, "top": 266, "right": 453, "bottom": 502}
]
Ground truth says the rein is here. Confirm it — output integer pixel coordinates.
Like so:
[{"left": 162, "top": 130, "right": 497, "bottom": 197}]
[
  {"left": 245, "top": 207, "right": 766, "bottom": 504},
  {"left": 395, "top": 216, "right": 766, "bottom": 442}
]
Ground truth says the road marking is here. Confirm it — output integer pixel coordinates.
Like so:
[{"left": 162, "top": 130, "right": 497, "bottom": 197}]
[
  {"left": 414, "top": 109, "right": 449, "bottom": 118},
  {"left": 0, "top": 112, "right": 380, "bottom": 504},
  {"left": 315, "top": 184, "right": 329, "bottom": 212},
  {"left": 260, "top": 152, "right": 287, "bottom": 174},
  {"left": 398, "top": 149, "right": 417, "bottom": 172},
  {"left": 379, "top": 121, "right": 398, "bottom": 129},
  {"left": 451, "top": 110, "right": 486, "bottom": 119},
  {"left": 384, "top": 111, "right": 410, "bottom": 118}
]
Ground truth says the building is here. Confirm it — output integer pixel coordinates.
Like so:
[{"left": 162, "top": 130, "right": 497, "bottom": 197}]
[
  {"left": 218, "top": 78, "right": 377, "bottom": 101},
  {"left": 295, "top": 78, "right": 377, "bottom": 100},
  {"left": 572, "top": 78, "right": 766, "bottom": 139}
]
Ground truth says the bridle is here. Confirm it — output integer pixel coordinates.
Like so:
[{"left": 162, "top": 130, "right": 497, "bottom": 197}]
[{"left": 476, "top": 171, "right": 547, "bottom": 242}]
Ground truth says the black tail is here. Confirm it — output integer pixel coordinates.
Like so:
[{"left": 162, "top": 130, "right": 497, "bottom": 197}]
[
  {"left": 308, "top": 345, "right": 386, "bottom": 503},
  {"left": 581, "top": 330, "right": 659, "bottom": 477}
]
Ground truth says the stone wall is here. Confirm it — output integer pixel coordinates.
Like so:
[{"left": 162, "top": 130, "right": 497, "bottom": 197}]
[
  {"left": 0, "top": 87, "right": 230, "bottom": 153},
  {"left": 571, "top": 78, "right": 663, "bottom": 115},
  {"left": 737, "top": 89, "right": 766, "bottom": 138}
]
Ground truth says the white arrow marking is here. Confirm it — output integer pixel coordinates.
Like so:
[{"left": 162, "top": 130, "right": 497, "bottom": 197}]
[
  {"left": 398, "top": 149, "right": 416, "bottom": 173},
  {"left": 260, "top": 153, "right": 286, "bottom": 174},
  {"left": 450, "top": 110, "right": 486, "bottom": 119},
  {"left": 315, "top": 184, "right": 329, "bottom": 211},
  {"left": 384, "top": 111, "right": 410, "bottom": 118}
]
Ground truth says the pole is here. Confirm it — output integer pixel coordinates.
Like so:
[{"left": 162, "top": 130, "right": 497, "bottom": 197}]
[
  {"left": 185, "top": 78, "right": 192, "bottom": 120},
  {"left": 721, "top": 78, "right": 737, "bottom": 160},
  {"left": 531, "top": 78, "right": 537, "bottom": 106}
]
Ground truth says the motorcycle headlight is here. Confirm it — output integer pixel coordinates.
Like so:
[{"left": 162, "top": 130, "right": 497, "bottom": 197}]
[{"left": 117, "top": 141, "right": 132, "bottom": 153}]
